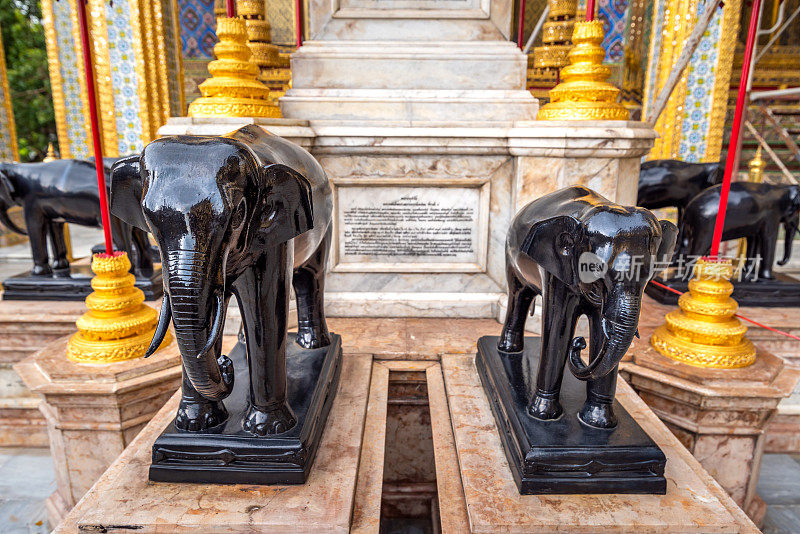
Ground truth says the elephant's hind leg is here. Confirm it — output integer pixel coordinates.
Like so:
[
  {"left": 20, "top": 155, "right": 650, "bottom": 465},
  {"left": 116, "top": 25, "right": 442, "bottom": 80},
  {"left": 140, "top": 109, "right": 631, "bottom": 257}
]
[
  {"left": 293, "top": 225, "right": 332, "bottom": 349},
  {"left": 498, "top": 263, "right": 536, "bottom": 353},
  {"left": 48, "top": 221, "right": 70, "bottom": 273}
]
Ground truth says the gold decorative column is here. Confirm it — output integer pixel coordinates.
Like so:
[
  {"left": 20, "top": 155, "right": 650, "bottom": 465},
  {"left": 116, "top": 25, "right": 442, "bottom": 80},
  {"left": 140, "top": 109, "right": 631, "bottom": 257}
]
[
  {"left": 188, "top": 15, "right": 277, "bottom": 118},
  {"left": 537, "top": 20, "right": 629, "bottom": 121},
  {"left": 0, "top": 26, "right": 19, "bottom": 161},
  {"left": 528, "top": 0, "right": 578, "bottom": 100},
  {"left": 651, "top": 258, "right": 756, "bottom": 369},
  {"left": 67, "top": 252, "right": 170, "bottom": 363},
  {"left": 239, "top": 0, "right": 290, "bottom": 106}
]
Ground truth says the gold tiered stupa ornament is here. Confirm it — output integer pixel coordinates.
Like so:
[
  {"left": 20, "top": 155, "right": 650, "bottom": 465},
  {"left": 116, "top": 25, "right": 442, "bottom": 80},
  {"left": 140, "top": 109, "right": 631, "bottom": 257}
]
[
  {"left": 238, "top": 0, "right": 291, "bottom": 103},
  {"left": 187, "top": 12, "right": 276, "bottom": 118},
  {"left": 537, "top": 19, "right": 629, "bottom": 121},
  {"left": 67, "top": 252, "right": 171, "bottom": 363},
  {"left": 528, "top": 0, "right": 578, "bottom": 100},
  {"left": 651, "top": 258, "right": 756, "bottom": 369}
]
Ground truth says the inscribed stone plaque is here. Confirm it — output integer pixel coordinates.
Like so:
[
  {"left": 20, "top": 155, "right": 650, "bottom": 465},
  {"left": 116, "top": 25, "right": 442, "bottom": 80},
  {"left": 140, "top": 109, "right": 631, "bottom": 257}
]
[{"left": 335, "top": 185, "right": 487, "bottom": 272}]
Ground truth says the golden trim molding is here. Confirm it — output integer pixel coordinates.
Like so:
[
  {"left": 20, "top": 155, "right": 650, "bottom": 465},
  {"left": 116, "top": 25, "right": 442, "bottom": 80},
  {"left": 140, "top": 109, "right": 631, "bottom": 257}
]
[
  {"left": 88, "top": 0, "right": 119, "bottom": 156},
  {"left": 42, "top": 0, "right": 71, "bottom": 158},
  {"left": 0, "top": 27, "right": 19, "bottom": 161},
  {"left": 705, "top": 0, "right": 741, "bottom": 162}
]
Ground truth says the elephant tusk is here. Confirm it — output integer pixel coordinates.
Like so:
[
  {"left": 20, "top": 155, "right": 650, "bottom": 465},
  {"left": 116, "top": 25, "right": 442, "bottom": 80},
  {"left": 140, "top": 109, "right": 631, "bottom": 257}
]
[
  {"left": 196, "top": 291, "right": 224, "bottom": 359},
  {"left": 145, "top": 296, "right": 171, "bottom": 358}
]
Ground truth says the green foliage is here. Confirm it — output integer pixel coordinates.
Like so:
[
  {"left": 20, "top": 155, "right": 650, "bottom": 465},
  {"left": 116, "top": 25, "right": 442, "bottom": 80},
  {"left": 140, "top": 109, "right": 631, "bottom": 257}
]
[{"left": 1, "top": 0, "right": 56, "bottom": 161}]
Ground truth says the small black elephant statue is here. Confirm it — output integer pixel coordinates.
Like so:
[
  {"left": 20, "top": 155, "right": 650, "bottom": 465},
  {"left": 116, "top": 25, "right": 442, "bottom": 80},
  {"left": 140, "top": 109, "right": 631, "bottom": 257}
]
[
  {"left": 111, "top": 125, "right": 332, "bottom": 436},
  {"left": 500, "top": 186, "right": 677, "bottom": 429},
  {"left": 0, "top": 159, "right": 153, "bottom": 276},
  {"left": 637, "top": 159, "right": 722, "bottom": 221},
  {"left": 680, "top": 182, "right": 800, "bottom": 281}
]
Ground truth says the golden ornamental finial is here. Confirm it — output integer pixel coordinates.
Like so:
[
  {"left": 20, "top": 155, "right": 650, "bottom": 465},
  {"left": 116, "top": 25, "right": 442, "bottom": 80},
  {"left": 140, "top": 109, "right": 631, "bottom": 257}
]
[
  {"left": 651, "top": 258, "right": 756, "bottom": 369},
  {"left": 67, "top": 252, "right": 171, "bottom": 363},
  {"left": 187, "top": 16, "right": 278, "bottom": 118},
  {"left": 749, "top": 146, "right": 766, "bottom": 183},
  {"left": 537, "top": 20, "right": 629, "bottom": 121},
  {"left": 43, "top": 143, "right": 58, "bottom": 162}
]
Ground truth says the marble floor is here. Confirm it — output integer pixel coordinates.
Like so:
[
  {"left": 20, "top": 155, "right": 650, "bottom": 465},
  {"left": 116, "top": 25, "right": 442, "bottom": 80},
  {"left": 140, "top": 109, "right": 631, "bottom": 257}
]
[
  {"left": 0, "top": 448, "right": 54, "bottom": 534},
  {"left": 0, "top": 446, "right": 796, "bottom": 532}
]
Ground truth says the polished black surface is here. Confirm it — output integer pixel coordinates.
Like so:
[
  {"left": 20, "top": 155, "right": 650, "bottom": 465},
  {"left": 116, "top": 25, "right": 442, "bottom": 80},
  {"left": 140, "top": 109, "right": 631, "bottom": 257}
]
[
  {"left": 2, "top": 264, "right": 162, "bottom": 301},
  {"left": 646, "top": 272, "right": 800, "bottom": 307},
  {"left": 0, "top": 159, "right": 154, "bottom": 280},
  {"left": 150, "top": 334, "right": 342, "bottom": 485},
  {"left": 477, "top": 336, "right": 666, "bottom": 495},
  {"left": 110, "top": 125, "right": 334, "bottom": 445},
  {"left": 678, "top": 182, "right": 800, "bottom": 282},
  {"left": 500, "top": 186, "right": 677, "bottom": 429},
  {"left": 637, "top": 159, "right": 722, "bottom": 221}
]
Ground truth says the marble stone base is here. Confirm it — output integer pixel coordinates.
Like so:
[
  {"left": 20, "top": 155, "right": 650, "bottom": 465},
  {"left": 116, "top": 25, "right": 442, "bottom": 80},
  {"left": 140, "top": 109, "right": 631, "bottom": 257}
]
[
  {"left": 0, "top": 299, "right": 87, "bottom": 447},
  {"left": 443, "top": 352, "right": 760, "bottom": 532},
  {"left": 14, "top": 335, "right": 184, "bottom": 529},
  {"left": 56, "top": 318, "right": 759, "bottom": 533},
  {"left": 159, "top": 118, "right": 655, "bottom": 319},
  {"left": 620, "top": 327, "right": 800, "bottom": 527},
  {"left": 55, "top": 352, "right": 372, "bottom": 533}
]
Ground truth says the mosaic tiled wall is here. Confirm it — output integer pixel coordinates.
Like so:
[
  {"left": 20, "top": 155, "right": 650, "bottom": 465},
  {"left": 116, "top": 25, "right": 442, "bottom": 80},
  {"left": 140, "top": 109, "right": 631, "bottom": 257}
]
[
  {"left": 0, "top": 29, "right": 18, "bottom": 161},
  {"left": 179, "top": 0, "right": 217, "bottom": 58},
  {"left": 599, "top": 0, "right": 628, "bottom": 63},
  {"left": 643, "top": 0, "right": 742, "bottom": 162},
  {"left": 42, "top": 0, "right": 184, "bottom": 158}
]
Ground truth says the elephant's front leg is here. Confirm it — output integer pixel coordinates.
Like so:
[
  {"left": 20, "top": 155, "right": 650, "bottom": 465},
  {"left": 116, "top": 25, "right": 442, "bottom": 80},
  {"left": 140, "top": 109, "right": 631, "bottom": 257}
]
[
  {"left": 293, "top": 225, "right": 332, "bottom": 349},
  {"left": 233, "top": 243, "right": 297, "bottom": 436},
  {"left": 759, "top": 221, "right": 779, "bottom": 280},
  {"left": 176, "top": 359, "right": 230, "bottom": 431},
  {"left": 529, "top": 274, "right": 580, "bottom": 420},
  {"left": 579, "top": 315, "right": 618, "bottom": 429}
]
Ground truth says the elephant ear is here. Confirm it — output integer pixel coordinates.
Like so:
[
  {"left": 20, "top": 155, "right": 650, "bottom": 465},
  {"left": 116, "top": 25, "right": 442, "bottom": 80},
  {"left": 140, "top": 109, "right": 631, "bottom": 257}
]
[
  {"left": 653, "top": 219, "right": 678, "bottom": 277},
  {"left": 110, "top": 155, "right": 148, "bottom": 231},
  {"left": 521, "top": 215, "right": 583, "bottom": 287},
  {"left": 258, "top": 163, "right": 313, "bottom": 245}
]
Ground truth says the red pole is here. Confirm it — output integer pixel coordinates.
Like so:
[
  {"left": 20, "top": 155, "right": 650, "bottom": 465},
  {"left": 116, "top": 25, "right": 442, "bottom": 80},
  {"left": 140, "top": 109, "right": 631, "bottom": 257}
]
[
  {"left": 710, "top": 0, "right": 761, "bottom": 257},
  {"left": 225, "top": 0, "right": 235, "bottom": 17},
  {"left": 76, "top": 0, "right": 113, "bottom": 255},
  {"left": 294, "top": 0, "right": 303, "bottom": 47},
  {"left": 586, "top": 0, "right": 595, "bottom": 20},
  {"left": 517, "top": 0, "right": 527, "bottom": 49}
]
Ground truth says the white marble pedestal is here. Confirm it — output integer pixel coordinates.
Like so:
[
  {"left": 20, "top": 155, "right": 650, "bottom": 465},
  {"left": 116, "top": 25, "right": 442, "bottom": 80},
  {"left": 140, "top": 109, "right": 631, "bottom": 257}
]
[{"left": 159, "top": 118, "right": 655, "bottom": 319}]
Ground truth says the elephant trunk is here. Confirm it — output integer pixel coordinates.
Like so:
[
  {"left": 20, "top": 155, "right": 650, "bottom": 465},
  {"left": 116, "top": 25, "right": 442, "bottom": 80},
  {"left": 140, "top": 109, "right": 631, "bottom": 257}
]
[
  {"left": 167, "top": 251, "right": 232, "bottom": 401},
  {"left": 779, "top": 215, "right": 799, "bottom": 266},
  {"left": 0, "top": 206, "right": 26, "bottom": 235},
  {"left": 569, "top": 288, "right": 642, "bottom": 381}
]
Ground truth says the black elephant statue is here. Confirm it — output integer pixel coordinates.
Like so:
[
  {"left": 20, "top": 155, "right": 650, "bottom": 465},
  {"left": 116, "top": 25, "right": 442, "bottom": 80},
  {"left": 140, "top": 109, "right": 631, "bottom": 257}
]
[
  {"left": 110, "top": 125, "right": 332, "bottom": 437},
  {"left": 499, "top": 186, "right": 677, "bottom": 429},
  {"left": 0, "top": 159, "right": 153, "bottom": 276},
  {"left": 680, "top": 182, "right": 800, "bottom": 281},
  {"left": 637, "top": 159, "right": 722, "bottom": 222}
]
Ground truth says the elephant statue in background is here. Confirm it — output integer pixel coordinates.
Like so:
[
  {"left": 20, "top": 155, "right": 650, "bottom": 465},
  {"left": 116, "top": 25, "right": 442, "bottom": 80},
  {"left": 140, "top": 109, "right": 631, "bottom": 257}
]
[
  {"left": 0, "top": 159, "right": 153, "bottom": 276},
  {"left": 110, "top": 125, "right": 332, "bottom": 436},
  {"left": 680, "top": 182, "right": 800, "bottom": 281},
  {"left": 500, "top": 186, "right": 677, "bottom": 429},
  {"left": 637, "top": 159, "right": 723, "bottom": 221}
]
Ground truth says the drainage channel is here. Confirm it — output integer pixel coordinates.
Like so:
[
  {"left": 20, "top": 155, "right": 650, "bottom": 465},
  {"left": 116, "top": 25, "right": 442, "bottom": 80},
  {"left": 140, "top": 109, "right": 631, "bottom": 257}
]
[{"left": 379, "top": 370, "right": 440, "bottom": 534}]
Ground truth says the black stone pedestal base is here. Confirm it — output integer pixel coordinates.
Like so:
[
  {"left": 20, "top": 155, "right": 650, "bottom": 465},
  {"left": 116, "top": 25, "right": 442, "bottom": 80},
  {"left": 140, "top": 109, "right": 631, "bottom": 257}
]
[
  {"left": 149, "top": 333, "right": 343, "bottom": 485},
  {"left": 476, "top": 336, "right": 666, "bottom": 495},
  {"left": 645, "top": 273, "right": 800, "bottom": 307},
  {"left": 1, "top": 265, "right": 163, "bottom": 301}
]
